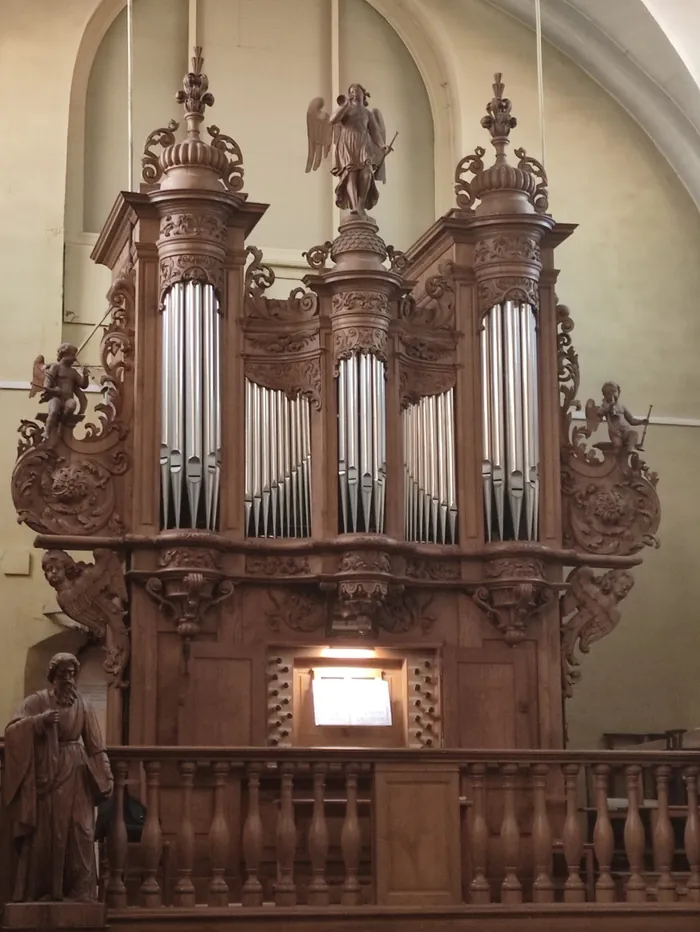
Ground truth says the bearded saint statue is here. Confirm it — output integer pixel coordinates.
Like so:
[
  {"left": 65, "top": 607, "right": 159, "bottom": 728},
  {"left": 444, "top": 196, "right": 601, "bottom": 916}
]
[{"left": 3, "top": 653, "right": 113, "bottom": 902}]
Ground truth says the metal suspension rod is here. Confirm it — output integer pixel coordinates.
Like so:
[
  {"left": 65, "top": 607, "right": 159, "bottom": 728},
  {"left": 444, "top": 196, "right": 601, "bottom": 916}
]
[
  {"left": 127, "top": 0, "right": 134, "bottom": 191},
  {"left": 535, "top": 0, "right": 546, "bottom": 167}
]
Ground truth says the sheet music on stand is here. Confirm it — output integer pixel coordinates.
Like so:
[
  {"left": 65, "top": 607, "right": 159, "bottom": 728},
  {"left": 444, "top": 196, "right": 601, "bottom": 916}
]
[{"left": 312, "top": 676, "right": 392, "bottom": 727}]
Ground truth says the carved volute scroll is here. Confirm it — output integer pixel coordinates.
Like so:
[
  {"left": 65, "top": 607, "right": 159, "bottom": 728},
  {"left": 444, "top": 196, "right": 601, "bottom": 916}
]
[{"left": 472, "top": 558, "right": 559, "bottom": 646}]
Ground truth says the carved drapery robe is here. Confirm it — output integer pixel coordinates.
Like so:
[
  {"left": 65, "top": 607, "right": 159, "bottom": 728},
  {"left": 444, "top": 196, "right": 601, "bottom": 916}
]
[{"left": 3, "top": 690, "right": 113, "bottom": 902}]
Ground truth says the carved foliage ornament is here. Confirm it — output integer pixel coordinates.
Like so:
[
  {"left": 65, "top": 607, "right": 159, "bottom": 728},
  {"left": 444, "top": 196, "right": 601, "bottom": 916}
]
[
  {"left": 42, "top": 549, "right": 130, "bottom": 688},
  {"left": 331, "top": 291, "right": 391, "bottom": 319},
  {"left": 160, "top": 212, "right": 227, "bottom": 244},
  {"left": 160, "top": 254, "right": 224, "bottom": 299},
  {"left": 560, "top": 566, "right": 634, "bottom": 697},
  {"left": 333, "top": 328, "right": 387, "bottom": 370},
  {"left": 477, "top": 276, "right": 539, "bottom": 314},
  {"left": 267, "top": 588, "right": 326, "bottom": 633},
  {"left": 473, "top": 558, "right": 556, "bottom": 646},
  {"left": 399, "top": 365, "right": 456, "bottom": 410},
  {"left": 474, "top": 235, "right": 541, "bottom": 269},
  {"left": 245, "top": 357, "right": 321, "bottom": 409},
  {"left": 246, "top": 555, "right": 310, "bottom": 576}
]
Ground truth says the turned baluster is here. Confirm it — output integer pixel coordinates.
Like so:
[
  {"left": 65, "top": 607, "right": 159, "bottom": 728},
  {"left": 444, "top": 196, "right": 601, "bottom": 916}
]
[
  {"left": 469, "top": 763, "right": 490, "bottom": 904},
  {"left": 274, "top": 763, "right": 297, "bottom": 906},
  {"left": 140, "top": 760, "right": 163, "bottom": 907},
  {"left": 242, "top": 764, "right": 264, "bottom": 907},
  {"left": 623, "top": 764, "right": 647, "bottom": 902},
  {"left": 208, "top": 761, "right": 230, "bottom": 906},
  {"left": 532, "top": 763, "right": 554, "bottom": 902},
  {"left": 106, "top": 759, "right": 129, "bottom": 908},
  {"left": 684, "top": 765, "right": 700, "bottom": 902},
  {"left": 341, "top": 764, "right": 362, "bottom": 906},
  {"left": 593, "top": 764, "right": 615, "bottom": 902},
  {"left": 653, "top": 764, "right": 676, "bottom": 902},
  {"left": 499, "top": 764, "right": 522, "bottom": 904},
  {"left": 174, "top": 760, "right": 197, "bottom": 907},
  {"left": 308, "top": 762, "right": 330, "bottom": 906},
  {"left": 562, "top": 763, "right": 585, "bottom": 903}
]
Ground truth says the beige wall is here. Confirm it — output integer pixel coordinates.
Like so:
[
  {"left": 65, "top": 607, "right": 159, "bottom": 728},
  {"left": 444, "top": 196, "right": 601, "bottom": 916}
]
[{"left": 1, "top": 0, "right": 699, "bottom": 747}]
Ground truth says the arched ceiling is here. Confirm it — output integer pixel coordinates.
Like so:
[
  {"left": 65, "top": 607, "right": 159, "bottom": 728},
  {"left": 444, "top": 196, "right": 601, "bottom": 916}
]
[{"left": 483, "top": 0, "right": 700, "bottom": 208}]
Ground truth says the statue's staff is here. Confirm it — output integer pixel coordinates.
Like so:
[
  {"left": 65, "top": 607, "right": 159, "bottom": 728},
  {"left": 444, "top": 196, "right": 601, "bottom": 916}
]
[
  {"left": 638, "top": 404, "right": 653, "bottom": 450},
  {"left": 375, "top": 131, "right": 398, "bottom": 176}
]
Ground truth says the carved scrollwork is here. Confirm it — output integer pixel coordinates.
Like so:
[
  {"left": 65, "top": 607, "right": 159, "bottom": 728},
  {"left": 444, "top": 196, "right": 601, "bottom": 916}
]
[
  {"left": 378, "top": 591, "right": 436, "bottom": 634},
  {"left": 266, "top": 588, "right": 326, "bottom": 633},
  {"left": 386, "top": 245, "right": 408, "bottom": 274},
  {"left": 160, "top": 254, "right": 223, "bottom": 298},
  {"left": 477, "top": 276, "right": 539, "bottom": 313},
  {"left": 246, "top": 555, "right": 310, "bottom": 576},
  {"left": 474, "top": 235, "right": 541, "bottom": 269},
  {"left": 561, "top": 566, "right": 634, "bottom": 697},
  {"left": 331, "top": 291, "right": 391, "bottom": 318},
  {"left": 557, "top": 303, "right": 580, "bottom": 438},
  {"left": 454, "top": 147, "right": 486, "bottom": 211},
  {"left": 303, "top": 241, "right": 333, "bottom": 270},
  {"left": 245, "top": 246, "right": 275, "bottom": 299},
  {"left": 142, "top": 119, "right": 179, "bottom": 184},
  {"left": 514, "top": 147, "right": 549, "bottom": 212},
  {"left": 12, "top": 451, "right": 125, "bottom": 536},
  {"left": 245, "top": 357, "right": 321, "bottom": 409},
  {"left": 42, "top": 549, "right": 129, "bottom": 688},
  {"left": 333, "top": 328, "right": 387, "bottom": 371},
  {"left": 247, "top": 329, "right": 319, "bottom": 354},
  {"left": 160, "top": 212, "right": 227, "bottom": 243},
  {"left": 399, "top": 365, "right": 456, "bottom": 409},
  {"left": 473, "top": 558, "right": 556, "bottom": 645},
  {"left": 207, "top": 124, "right": 244, "bottom": 193}
]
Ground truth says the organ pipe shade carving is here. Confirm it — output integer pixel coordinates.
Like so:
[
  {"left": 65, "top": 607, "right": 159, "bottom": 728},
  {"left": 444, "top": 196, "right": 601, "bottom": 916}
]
[
  {"left": 245, "top": 380, "right": 312, "bottom": 538},
  {"left": 337, "top": 353, "right": 387, "bottom": 534},
  {"left": 403, "top": 390, "right": 457, "bottom": 544},
  {"left": 161, "top": 282, "right": 221, "bottom": 530},
  {"left": 481, "top": 301, "right": 539, "bottom": 542}
]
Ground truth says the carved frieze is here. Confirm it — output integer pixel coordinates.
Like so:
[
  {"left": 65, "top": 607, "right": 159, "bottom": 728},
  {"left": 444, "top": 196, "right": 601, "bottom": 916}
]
[
  {"left": 245, "top": 357, "right": 321, "bottom": 409},
  {"left": 560, "top": 566, "right": 634, "bottom": 697},
  {"left": 472, "top": 558, "right": 556, "bottom": 645},
  {"left": 405, "top": 558, "right": 460, "bottom": 581},
  {"left": 339, "top": 551, "right": 391, "bottom": 574},
  {"left": 246, "top": 555, "right": 310, "bottom": 576},
  {"left": 331, "top": 291, "right": 391, "bottom": 319},
  {"left": 474, "top": 235, "right": 541, "bottom": 269},
  {"left": 42, "top": 549, "right": 130, "bottom": 689},
  {"left": 160, "top": 212, "right": 227, "bottom": 244}
]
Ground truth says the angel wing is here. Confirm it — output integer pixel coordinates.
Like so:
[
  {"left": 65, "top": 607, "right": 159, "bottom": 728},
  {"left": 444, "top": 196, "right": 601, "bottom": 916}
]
[
  {"left": 306, "top": 98, "right": 334, "bottom": 173},
  {"left": 29, "top": 355, "right": 45, "bottom": 398},
  {"left": 371, "top": 107, "right": 388, "bottom": 183},
  {"left": 93, "top": 549, "right": 128, "bottom": 603},
  {"left": 584, "top": 398, "right": 602, "bottom": 436}
]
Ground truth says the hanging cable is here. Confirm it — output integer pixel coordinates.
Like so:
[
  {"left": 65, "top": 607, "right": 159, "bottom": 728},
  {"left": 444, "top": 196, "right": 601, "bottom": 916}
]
[
  {"left": 535, "top": 0, "right": 546, "bottom": 167},
  {"left": 127, "top": 0, "right": 134, "bottom": 191}
]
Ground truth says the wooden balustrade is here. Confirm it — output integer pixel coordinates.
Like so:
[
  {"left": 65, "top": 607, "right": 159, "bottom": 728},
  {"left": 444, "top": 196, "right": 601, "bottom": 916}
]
[{"left": 2, "top": 745, "right": 700, "bottom": 912}]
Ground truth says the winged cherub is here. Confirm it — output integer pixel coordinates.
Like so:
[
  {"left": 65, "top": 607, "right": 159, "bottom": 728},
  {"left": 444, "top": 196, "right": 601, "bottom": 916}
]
[
  {"left": 42, "top": 549, "right": 130, "bottom": 688},
  {"left": 30, "top": 343, "right": 90, "bottom": 441},
  {"left": 306, "top": 83, "right": 392, "bottom": 217},
  {"left": 583, "top": 381, "right": 649, "bottom": 456}
]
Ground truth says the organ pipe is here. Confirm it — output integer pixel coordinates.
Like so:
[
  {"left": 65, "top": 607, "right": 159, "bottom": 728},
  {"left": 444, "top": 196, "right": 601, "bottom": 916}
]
[
  {"left": 161, "top": 281, "right": 220, "bottom": 530},
  {"left": 337, "top": 353, "right": 386, "bottom": 534},
  {"left": 481, "top": 300, "right": 539, "bottom": 541},
  {"left": 403, "top": 389, "right": 457, "bottom": 545},
  {"left": 245, "top": 380, "right": 312, "bottom": 538}
]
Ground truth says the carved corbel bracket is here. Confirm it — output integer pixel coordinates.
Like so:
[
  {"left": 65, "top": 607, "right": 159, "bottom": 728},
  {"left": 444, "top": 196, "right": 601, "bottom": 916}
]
[
  {"left": 144, "top": 548, "right": 234, "bottom": 667},
  {"left": 472, "top": 558, "right": 559, "bottom": 646},
  {"left": 325, "top": 549, "right": 396, "bottom": 636},
  {"left": 560, "top": 565, "right": 635, "bottom": 697}
]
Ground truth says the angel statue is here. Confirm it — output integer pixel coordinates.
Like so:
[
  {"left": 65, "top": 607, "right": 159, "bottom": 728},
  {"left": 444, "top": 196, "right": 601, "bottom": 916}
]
[
  {"left": 30, "top": 342, "right": 90, "bottom": 441},
  {"left": 42, "top": 549, "right": 130, "bottom": 688},
  {"left": 306, "top": 83, "right": 395, "bottom": 217},
  {"left": 583, "top": 381, "right": 650, "bottom": 457}
]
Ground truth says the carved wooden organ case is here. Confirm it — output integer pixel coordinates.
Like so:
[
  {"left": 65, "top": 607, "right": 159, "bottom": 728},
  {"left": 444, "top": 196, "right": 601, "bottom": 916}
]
[{"left": 11, "top": 63, "right": 660, "bottom": 749}]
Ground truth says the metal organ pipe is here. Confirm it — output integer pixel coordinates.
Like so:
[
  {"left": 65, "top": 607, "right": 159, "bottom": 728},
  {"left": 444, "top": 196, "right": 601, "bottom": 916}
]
[
  {"left": 402, "top": 389, "right": 457, "bottom": 545},
  {"left": 480, "top": 301, "right": 539, "bottom": 541},
  {"left": 337, "top": 353, "right": 387, "bottom": 534},
  {"left": 161, "top": 281, "right": 220, "bottom": 530},
  {"left": 244, "top": 380, "right": 312, "bottom": 538}
]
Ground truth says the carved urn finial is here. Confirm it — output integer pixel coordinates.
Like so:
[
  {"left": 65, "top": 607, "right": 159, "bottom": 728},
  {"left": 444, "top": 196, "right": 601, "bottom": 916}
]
[
  {"left": 141, "top": 46, "right": 244, "bottom": 194},
  {"left": 454, "top": 73, "right": 549, "bottom": 217}
]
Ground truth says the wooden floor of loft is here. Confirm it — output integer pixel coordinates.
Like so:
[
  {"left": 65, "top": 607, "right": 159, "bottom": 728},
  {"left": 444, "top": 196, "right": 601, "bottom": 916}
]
[{"left": 107, "top": 903, "right": 700, "bottom": 932}]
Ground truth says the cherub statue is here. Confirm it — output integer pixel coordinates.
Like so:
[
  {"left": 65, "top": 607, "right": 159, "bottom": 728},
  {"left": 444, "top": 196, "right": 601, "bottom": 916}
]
[
  {"left": 30, "top": 343, "right": 90, "bottom": 441},
  {"left": 584, "top": 381, "right": 649, "bottom": 456},
  {"left": 42, "top": 550, "right": 130, "bottom": 688},
  {"left": 306, "top": 83, "right": 394, "bottom": 217}
]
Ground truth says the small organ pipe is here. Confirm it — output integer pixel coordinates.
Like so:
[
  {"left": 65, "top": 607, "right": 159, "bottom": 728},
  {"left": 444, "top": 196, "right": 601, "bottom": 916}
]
[{"left": 481, "top": 320, "right": 493, "bottom": 541}]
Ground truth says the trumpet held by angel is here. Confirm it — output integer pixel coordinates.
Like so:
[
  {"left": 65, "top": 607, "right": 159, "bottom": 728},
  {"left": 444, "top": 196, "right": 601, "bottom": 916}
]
[{"left": 306, "top": 83, "right": 396, "bottom": 217}]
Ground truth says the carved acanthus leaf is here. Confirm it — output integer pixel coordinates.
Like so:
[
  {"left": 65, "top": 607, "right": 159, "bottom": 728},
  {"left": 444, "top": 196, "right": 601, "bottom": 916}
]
[
  {"left": 331, "top": 291, "right": 391, "bottom": 318},
  {"left": 245, "top": 357, "right": 321, "bottom": 409},
  {"left": 160, "top": 254, "right": 223, "bottom": 297},
  {"left": 474, "top": 235, "right": 541, "bottom": 269},
  {"left": 477, "top": 276, "right": 539, "bottom": 314},
  {"left": 454, "top": 147, "right": 486, "bottom": 211},
  {"left": 399, "top": 364, "right": 456, "bottom": 409},
  {"left": 160, "top": 212, "right": 227, "bottom": 243}
]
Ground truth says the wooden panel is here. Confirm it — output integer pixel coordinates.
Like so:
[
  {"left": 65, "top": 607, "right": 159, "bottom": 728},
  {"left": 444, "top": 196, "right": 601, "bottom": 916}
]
[
  {"left": 374, "top": 764, "right": 461, "bottom": 905},
  {"left": 178, "top": 643, "right": 266, "bottom": 746},
  {"left": 444, "top": 645, "right": 538, "bottom": 749}
]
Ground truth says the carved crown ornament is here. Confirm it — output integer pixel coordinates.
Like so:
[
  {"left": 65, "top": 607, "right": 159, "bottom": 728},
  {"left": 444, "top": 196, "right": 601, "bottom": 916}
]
[
  {"left": 140, "top": 547, "right": 235, "bottom": 668},
  {"left": 471, "top": 558, "right": 562, "bottom": 646},
  {"left": 142, "top": 47, "right": 244, "bottom": 194},
  {"left": 557, "top": 304, "right": 661, "bottom": 556}
]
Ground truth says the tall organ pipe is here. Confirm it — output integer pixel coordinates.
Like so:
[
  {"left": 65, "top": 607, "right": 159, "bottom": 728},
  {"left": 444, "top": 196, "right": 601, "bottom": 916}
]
[
  {"left": 244, "top": 380, "right": 312, "bottom": 538},
  {"left": 480, "top": 300, "right": 539, "bottom": 541},
  {"left": 337, "top": 352, "right": 387, "bottom": 534},
  {"left": 403, "top": 388, "right": 458, "bottom": 545},
  {"left": 161, "top": 281, "right": 220, "bottom": 530}
]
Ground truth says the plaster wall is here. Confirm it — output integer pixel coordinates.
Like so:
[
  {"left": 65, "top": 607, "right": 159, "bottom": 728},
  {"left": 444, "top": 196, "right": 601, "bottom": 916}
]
[{"left": 0, "top": 0, "right": 698, "bottom": 748}]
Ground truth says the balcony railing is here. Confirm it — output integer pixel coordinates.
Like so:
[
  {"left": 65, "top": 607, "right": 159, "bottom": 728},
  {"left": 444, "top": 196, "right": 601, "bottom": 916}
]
[{"left": 2, "top": 747, "right": 700, "bottom": 914}]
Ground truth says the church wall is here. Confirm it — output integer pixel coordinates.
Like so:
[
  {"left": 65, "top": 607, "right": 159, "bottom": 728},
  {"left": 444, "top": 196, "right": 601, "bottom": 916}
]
[{"left": 0, "top": 0, "right": 699, "bottom": 748}]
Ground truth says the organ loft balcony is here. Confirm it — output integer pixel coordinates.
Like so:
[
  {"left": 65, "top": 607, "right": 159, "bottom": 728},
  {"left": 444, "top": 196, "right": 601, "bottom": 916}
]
[{"left": 2, "top": 45, "right": 695, "bottom": 932}]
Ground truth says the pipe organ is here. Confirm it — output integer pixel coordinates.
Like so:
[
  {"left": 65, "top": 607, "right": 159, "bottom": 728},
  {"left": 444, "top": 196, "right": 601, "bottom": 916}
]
[
  {"left": 14, "top": 55, "right": 660, "bottom": 786},
  {"left": 480, "top": 301, "right": 539, "bottom": 542}
]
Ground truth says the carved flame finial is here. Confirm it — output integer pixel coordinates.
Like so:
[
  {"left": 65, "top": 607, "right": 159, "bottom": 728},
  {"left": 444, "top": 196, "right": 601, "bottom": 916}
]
[
  {"left": 175, "top": 46, "right": 215, "bottom": 138},
  {"left": 480, "top": 72, "right": 517, "bottom": 161}
]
